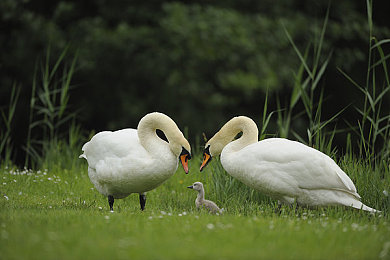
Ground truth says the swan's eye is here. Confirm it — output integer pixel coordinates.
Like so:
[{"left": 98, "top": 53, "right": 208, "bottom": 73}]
[
  {"left": 180, "top": 147, "right": 191, "bottom": 160},
  {"left": 203, "top": 145, "right": 211, "bottom": 161}
]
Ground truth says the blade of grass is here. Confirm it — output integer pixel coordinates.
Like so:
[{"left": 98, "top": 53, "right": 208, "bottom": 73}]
[
  {"left": 313, "top": 4, "right": 330, "bottom": 76},
  {"left": 283, "top": 25, "right": 313, "bottom": 80}
]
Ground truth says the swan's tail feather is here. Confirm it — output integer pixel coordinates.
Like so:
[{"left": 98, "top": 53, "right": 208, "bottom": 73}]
[
  {"left": 349, "top": 200, "right": 380, "bottom": 213},
  {"left": 79, "top": 142, "right": 89, "bottom": 159}
]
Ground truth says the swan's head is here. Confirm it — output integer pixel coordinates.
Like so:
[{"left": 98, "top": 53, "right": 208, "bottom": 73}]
[
  {"left": 199, "top": 141, "right": 223, "bottom": 172},
  {"left": 179, "top": 144, "right": 191, "bottom": 174},
  {"left": 140, "top": 112, "right": 192, "bottom": 174},
  {"left": 187, "top": 181, "right": 203, "bottom": 191},
  {"left": 170, "top": 137, "right": 191, "bottom": 174},
  {"left": 199, "top": 130, "right": 232, "bottom": 171},
  {"left": 200, "top": 116, "right": 258, "bottom": 172}
]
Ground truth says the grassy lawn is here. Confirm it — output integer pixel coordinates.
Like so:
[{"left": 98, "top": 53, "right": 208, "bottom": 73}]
[{"left": 1, "top": 155, "right": 389, "bottom": 260}]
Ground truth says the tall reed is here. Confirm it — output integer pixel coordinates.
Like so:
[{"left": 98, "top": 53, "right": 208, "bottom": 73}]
[
  {"left": 0, "top": 83, "right": 20, "bottom": 166},
  {"left": 23, "top": 46, "right": 80, "bottom": 168},
  {"left": 278, "top": 5, "right": 344, "bottom": 156},
  {"left": 338, "top": 0, "right": 390, "bottom": 163}
]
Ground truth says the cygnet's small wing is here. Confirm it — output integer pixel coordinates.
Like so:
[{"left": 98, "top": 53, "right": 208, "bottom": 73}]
[{"left": 203, "top": 199, "right": 222, "bottom": 213}]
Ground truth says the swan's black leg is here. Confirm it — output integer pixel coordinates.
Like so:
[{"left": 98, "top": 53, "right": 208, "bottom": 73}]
[
  {"left": 139, "top": 193, "right": 146, "bottom": 211},
  {"left": 108, "top": 195, "right": 114, "bottom": 212},
  {"left": 274, "top": 201, "right": 282, "bottom": 214}
]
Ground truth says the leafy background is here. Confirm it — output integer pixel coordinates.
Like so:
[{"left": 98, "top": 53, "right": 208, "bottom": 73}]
[{"left": 1, "top": 0, "right": 389, "bottom": 165}]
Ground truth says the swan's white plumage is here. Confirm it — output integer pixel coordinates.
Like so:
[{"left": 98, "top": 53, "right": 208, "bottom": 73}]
[
  {"left": 204, "top": 116, "right": 379, "bottom": 212},
  {"left": 79, "top": 112, "right": 190, "bottom": 202},
  {"left": 80, "top": 129, "right": 176, "bottom": 198}
]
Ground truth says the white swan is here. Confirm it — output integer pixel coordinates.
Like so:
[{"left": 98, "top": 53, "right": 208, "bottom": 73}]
[
  {"left": 187, "top": 182, "right": 223, "bottom": 214},
  {"left": 200, "top": 116, "right": 379, "bottom": 212},
  {"left": 80, "top": 112, "right": 191, "bottom": 211}
]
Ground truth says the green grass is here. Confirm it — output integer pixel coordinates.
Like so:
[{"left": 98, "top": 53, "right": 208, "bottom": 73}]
[{"left": 1, "top": 155, "right": 390, "bottom": 260}]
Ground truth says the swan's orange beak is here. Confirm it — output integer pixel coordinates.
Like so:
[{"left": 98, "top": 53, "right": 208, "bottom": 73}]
[
  {"left": 200, "top": 146, "right": 212, "bottom": 172},
  {"left": 179, "top": 147, "right": 191, "bottom": 174},
  {"left": 180, "top": 154, "right": 190, "bottom": 174}
]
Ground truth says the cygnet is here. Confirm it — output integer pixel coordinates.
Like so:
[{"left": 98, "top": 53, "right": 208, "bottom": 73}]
[{"left": 187, "top": 182, "right": 223, "bottom": 214}]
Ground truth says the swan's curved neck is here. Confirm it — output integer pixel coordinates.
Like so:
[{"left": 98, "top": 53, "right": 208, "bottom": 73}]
[
  {"left": 137, "top": 113, "right": 185, "bottom": 157},
  {"left": 208, "top": 116, "right": 258, "bottom": 156}
]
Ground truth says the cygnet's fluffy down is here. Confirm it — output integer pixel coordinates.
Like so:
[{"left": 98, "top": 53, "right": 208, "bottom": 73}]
[{"left": 187, "top": 182, "right": 223, "bottom": 214}]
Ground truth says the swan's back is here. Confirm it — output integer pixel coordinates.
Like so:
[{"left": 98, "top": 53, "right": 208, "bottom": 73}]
[
  {"left": 221, "top": 138, "right": 359, "bottom": 202},
  {"left": 80, "top": 129, "right": 147, "bottom": 168}
]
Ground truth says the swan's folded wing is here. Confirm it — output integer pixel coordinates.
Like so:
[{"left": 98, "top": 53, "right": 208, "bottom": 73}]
[
  {"left": 242, "top": 139, "right": 359, "bottom": 197},
  {"left": 81, "top": 129, "right": 150, "bottom": 169}
]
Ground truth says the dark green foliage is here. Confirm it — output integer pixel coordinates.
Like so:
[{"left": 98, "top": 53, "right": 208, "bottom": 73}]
[
  {"left": 1, "top": 0, "right": 390, "bottom": 166},
  {"left": 1, "top": 1, "right": 389, "bottom": 130}
]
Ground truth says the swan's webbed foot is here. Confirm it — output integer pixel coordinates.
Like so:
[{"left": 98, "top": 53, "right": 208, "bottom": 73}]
[
  {"left": 108, "top": 195, "right": 114, "bottom": 212},
  {"left": 139, "top": 193, "right": 146, "bottom": 211}
]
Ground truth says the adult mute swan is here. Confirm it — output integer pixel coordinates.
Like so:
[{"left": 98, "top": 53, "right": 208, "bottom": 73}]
[
  {"left": 200, "top": 116, "right": 379, "bottom": 213},
  {"left": 80, "top": 112, "right": 191, "bottom": 211}
]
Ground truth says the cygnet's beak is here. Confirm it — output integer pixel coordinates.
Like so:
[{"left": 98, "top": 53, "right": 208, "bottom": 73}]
[
  {"left": 187, "top": 185, "right": 193, "bottom": 189},
  {"left": 180, "top": 147, "right": 191, "bottom": 174},
  {"left": 200, "top": 146, "right": 212, "bottom": 172}
]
